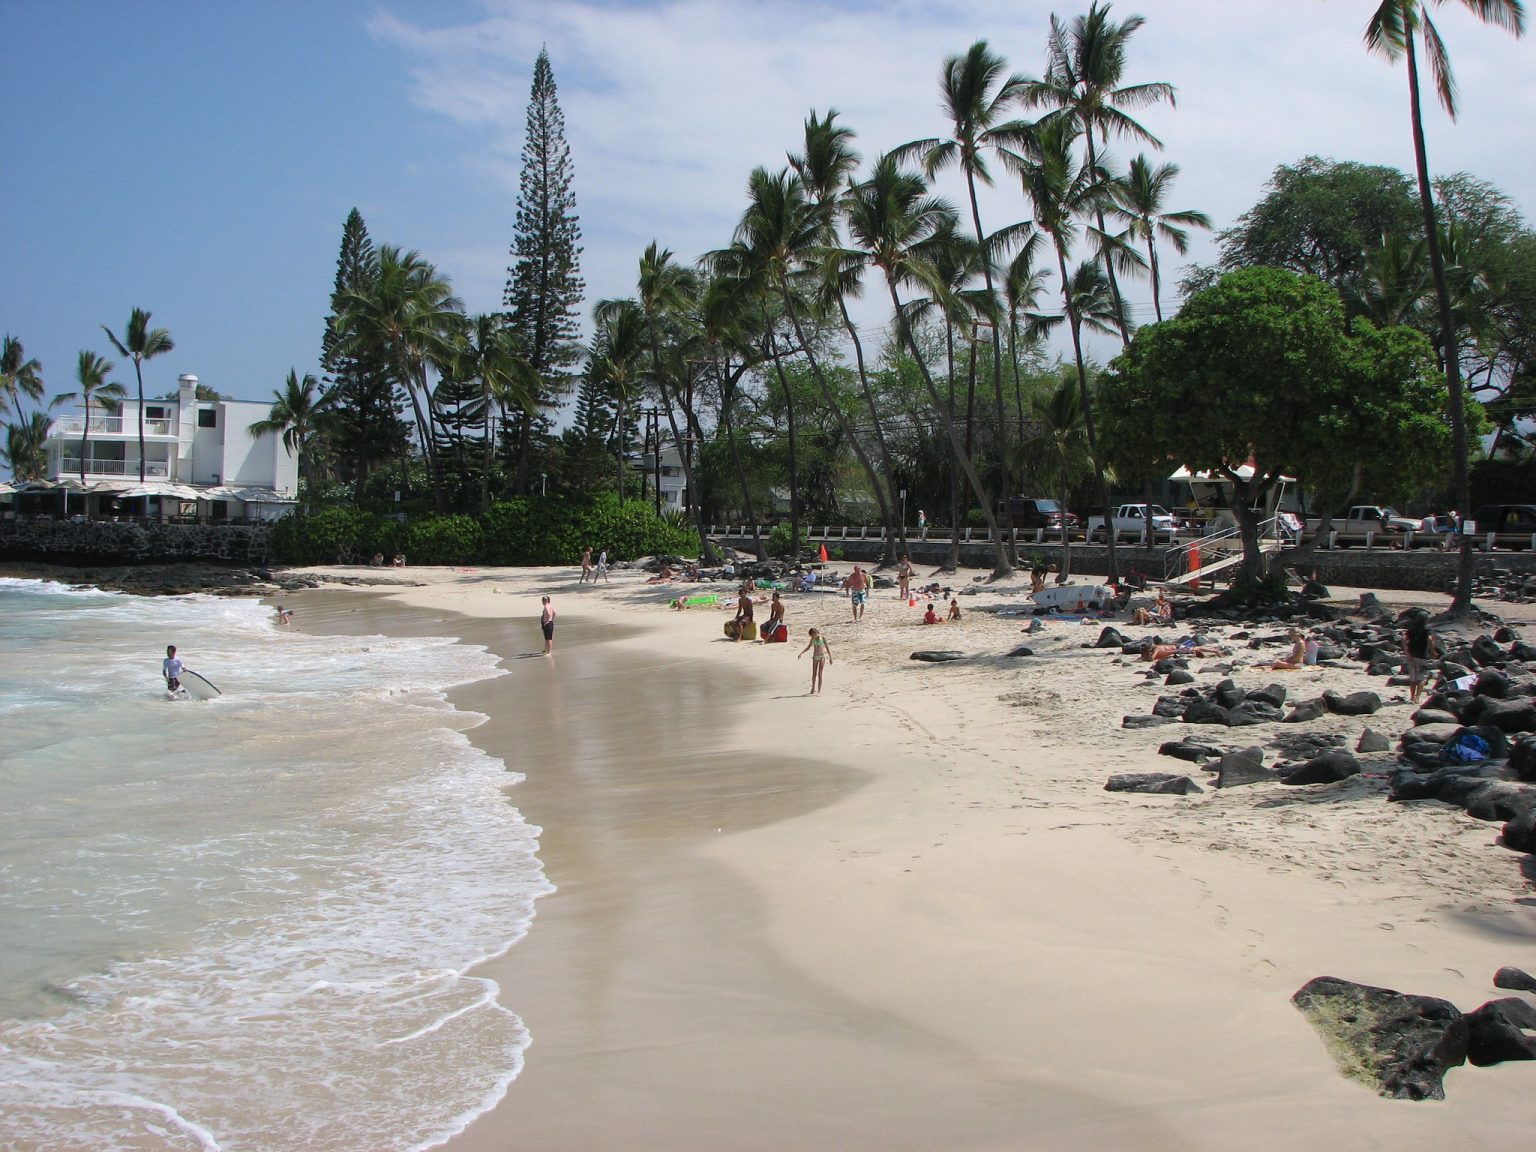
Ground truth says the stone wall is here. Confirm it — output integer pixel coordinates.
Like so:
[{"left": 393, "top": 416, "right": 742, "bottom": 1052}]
[
  {"left": 0, "top": 519, "right": 275, "bottom": 566},
  {"left": 712, "top": 532, "right": 1536, "bottom": 593}
]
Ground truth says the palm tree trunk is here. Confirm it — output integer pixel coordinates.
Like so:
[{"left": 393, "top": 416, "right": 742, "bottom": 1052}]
[
  {"left": 1056, "top": 245, "right": 1119, "bottom": 582},
  {"left": 1405, "top": 31, "right": 1474, "bottom": 614},
  {"left": 780, "top": 291, "right": 894, "bottom": 566},
  {"left": 837, "top": 296, "right": 904, "bottom": 561},
  {"left": 964, "top": 173, "right": 1015, "bottom": 567},
  {"left": 134, "top": 359, "right": 146, "bottom": 482},
  {"left": 614, "top": 394, "right": 627, "bottom": 504},
  {"left": 885, "top": 277, "right": 1010, "bottom": 577},
  {"left": 945, "top": 322, "right": 962, "bottom": 572},
  {"left": 718, "top": 366, "right": 767, "bottom": 560},
  {"left": 1084, "top": 133, "right": 1133, "bottom": 347},
  {"left": 654, "top": 377, "right": 716, "bottom": 564},
  {"left": 1147, "top": 234, "right": 1164, "bottom": 323},
  {"left": 765, "top": 330, "right": 801, "bottom": 553},
  {"left": 80, "top": 397, "right": 90, "bottom": 488}
]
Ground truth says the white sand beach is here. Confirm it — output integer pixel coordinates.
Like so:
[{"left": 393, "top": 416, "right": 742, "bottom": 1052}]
[{"left": 284, "top": 563, "right": 1536, "bottom": 1151}]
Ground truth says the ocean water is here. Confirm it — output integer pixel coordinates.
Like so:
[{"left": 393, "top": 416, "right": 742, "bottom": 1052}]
[{"left": 0, "top": 578, "right": 552, "bottom": 1151}]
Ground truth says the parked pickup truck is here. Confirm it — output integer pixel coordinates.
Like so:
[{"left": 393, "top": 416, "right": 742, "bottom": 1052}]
[
  {"left": 1086, "top": 503, "right": 1178, "bottom": 543},
  {"left": 1306, "top": 505, "right": 1421, "bottom": 542}
]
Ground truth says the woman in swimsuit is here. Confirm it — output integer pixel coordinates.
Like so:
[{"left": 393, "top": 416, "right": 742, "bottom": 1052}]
[{"left": 798, "top": 627, "right": 833, "bottom": 694}]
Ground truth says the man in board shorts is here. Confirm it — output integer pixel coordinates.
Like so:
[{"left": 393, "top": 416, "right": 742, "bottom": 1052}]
[{"left": 843, "top": 565, "right": 870, "bottom": 623}]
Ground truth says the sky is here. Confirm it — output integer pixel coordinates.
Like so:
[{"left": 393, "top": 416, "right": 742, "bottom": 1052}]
[{"left": 3, "top": 0, "right": 1533, "bottom": 429}]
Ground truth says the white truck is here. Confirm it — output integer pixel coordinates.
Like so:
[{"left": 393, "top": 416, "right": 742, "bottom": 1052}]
[
  {"left": 1086, "top": 503, "right": 1178, "bottom": 543},
  {"left": 1306, "top": 505, "right": 1421, "bottom": 544}
]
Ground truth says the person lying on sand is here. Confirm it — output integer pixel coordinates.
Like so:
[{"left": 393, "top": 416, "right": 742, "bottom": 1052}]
[
  {"left": 645, "top": 565, "right": 677, "bottom": 584},
  {"left": 1140, "top": 639, "right": 1226, "bottom": 662}
]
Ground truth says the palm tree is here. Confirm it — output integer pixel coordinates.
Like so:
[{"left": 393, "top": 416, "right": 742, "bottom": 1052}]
[
  {"left": 1002, "top": 242, "right": 1050, "bottom": 443},
  {"left": 1027, "top": 372, "right": 1095, "bottom": 579},
  {"left": 1010, "top": 116, "right": 1127, "bottom": 578},
  {"left": 102, "top": 308, "right": 174, "bottom": 482},
  {"left": 1110, "top": 155, "right": 1211, "bottom": 322},
  {"left": 908, "top": 215, "right": 989, "bottom": 571},
  {"left": 588, "top": 298, "right": 649, "bottom": 504},
  {"left": 2, "top": 411, "right": 51, "bottom": 481},
  {"left": 1, "top": 336, "right": 44, "bottom": 424},
  {"left": 602, "top": 243, "right": 717, "bottom": 561},
  {"left": 1365, "top": 0, "right": 1525, "bottom": 613},
  {"left": 1345, "top": 231, "right": 1432, "bottom": 327},
  {"left": 845, "top": 154, "right": 1012, "bottom": 578},
  {"left": 334, "top": 246, "right": 464, "bottom": 508},
  {"left": 53, "top": 351, "right": 126, "bottom": 487},
  {"left": 1021, "top": 2, "right": 1175, "bottom": 343},
  {"left": 456, "top": 314, "right": 538, "bottom": 511},
  {"left": 719, "top": 163, "right": 898, "bottom": 565},
  {"left": 249, "top": 370, "right": 332, "bottom": 502},
  {"left": 794, "top": 109, "right": 905, "bottom": 564},
  {"left": 896, "top": 42, "right": 1035, "bottom": 532}
]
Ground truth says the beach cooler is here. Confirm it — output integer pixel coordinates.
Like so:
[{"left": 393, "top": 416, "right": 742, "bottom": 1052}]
[
  {"left": 760, "top": 622, "right": 788, "bottom": 644},
  {"left": 724, "top": 619, "right": 759, "bottom": 641}
]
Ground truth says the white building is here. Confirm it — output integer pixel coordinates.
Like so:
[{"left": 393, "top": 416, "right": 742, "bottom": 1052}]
[
  {"left": 42, "top": 374, "right": 299, "bottom": 520},
  {"left": 629, "top": 444, "right": 687, "bottom": 512}
]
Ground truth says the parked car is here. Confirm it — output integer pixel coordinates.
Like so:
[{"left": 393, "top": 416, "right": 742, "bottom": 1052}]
[{"left": 1001, "top": 496, "right": 1080, "bottom": 533}]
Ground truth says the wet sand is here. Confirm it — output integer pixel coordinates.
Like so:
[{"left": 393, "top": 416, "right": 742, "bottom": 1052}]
[{"left": 286, "top": 568, "right": 1536, "bottom": 1151}]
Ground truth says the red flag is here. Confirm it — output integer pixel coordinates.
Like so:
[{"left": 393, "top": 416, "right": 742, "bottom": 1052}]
[{"left": 818, "top": 543, "right": 829, "bottom": 562}]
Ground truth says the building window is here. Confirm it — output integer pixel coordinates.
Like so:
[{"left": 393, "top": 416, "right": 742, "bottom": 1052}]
[
  {"left": 145, "top": 406, "right": 168, "bottom": 420},
  {"left": 197, "top": 409, "right": 217, "bottom": 428}
]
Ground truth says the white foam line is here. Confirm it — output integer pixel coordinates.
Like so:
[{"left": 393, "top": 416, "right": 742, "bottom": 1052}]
[
  {"left": 406, "top": 1042, "right": 527, "bottom": 1152},
  {"left": 0, "top": 1080, "right": 223, "bottom": 1151},
  {"left": 380, "top": 978, "right": 502, "bottom": 1046}
]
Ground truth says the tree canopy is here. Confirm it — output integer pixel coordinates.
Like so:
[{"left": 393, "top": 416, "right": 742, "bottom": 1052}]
[{"left": 1101, "top": 267, "right": 1452, "bottom": 586}]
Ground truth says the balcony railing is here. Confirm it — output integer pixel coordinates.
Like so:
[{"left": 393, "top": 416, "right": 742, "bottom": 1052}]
[
  {"left": 54, "top": 416, "right": 173, "bottom": 436},
  {"left": 58, "top": 458, "right": 170, "bottom": 478}
]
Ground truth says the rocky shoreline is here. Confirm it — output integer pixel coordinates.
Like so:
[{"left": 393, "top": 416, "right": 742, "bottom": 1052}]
[{"left": 0, "top": 560, "right": 420, "bottom": 598}]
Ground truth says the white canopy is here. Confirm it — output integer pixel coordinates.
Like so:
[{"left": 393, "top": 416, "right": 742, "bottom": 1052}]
[{"left": 115, "top": 483, "right": 203, "bottom": 500}]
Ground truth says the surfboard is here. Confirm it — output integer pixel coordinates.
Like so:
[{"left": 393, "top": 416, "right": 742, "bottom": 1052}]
[{"left": 178, "top": 669, "right": 222, "bottom": 700}]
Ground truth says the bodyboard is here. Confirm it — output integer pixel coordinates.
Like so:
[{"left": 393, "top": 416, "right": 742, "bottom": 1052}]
[{"left": 178, "top": 669, "right": 222, "bottom": 700}]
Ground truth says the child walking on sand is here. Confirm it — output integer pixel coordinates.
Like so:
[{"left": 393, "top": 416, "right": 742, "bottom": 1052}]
[{"left": 798, "top": 627, "right": 832, "bottom": 695}]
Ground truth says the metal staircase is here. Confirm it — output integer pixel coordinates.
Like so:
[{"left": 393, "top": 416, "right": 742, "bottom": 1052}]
[{"left": 1156, "top": 517, "right": 1289, "bottom": 587}]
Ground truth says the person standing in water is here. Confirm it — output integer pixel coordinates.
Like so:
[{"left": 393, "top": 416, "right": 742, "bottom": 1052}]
[
  {"left": 798, "top": 627, "right": 832, "bottom": 694},
  {"left": 540, "top": 596, "right": 557, "bottom": 655},
  {"left": 162, "top": 645, "right": 183, "bottom": 693}
]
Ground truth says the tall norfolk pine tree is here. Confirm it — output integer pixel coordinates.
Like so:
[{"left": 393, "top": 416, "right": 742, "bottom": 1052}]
[
  {"left": 323, "top": 208, "right": 407, "bottom": 496},
  {"left": 504, "top": 47, "right": 585, "bottom": 490}
]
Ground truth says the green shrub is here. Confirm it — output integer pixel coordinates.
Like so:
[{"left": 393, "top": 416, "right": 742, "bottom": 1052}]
[
  {"left": 765, "top": 522, "right": 800, "bottom": 557},
  {"left": 271, "top": 507, "right": 391, "bottom": 565},
  {"left": 275, "top": 493, "right": 693, "bottom": 568},
  {"left": 406, "top": 514, "right": 484, "bottom": 566}
]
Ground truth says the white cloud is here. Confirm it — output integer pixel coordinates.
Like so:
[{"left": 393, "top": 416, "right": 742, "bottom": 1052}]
[{"left": 371, "top": 0, "right": 1536, "bottom": 359}]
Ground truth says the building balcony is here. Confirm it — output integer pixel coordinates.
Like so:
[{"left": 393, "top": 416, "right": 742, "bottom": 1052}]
[
  {"left": 51, "top": 416, "right": 174, "bottom": 438},
  {"left": 57, "top": 458, "right": 170, "bottom": 478}
]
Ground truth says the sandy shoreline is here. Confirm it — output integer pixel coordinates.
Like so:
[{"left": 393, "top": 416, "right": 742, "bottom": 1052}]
[{"left": 281, "top": 564, "right": 1536, "bottom": 1150}]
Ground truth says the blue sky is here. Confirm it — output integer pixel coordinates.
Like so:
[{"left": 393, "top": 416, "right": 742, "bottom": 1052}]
[{"left": 4, "top": 0, "right": 1533, "bottom": 432}]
